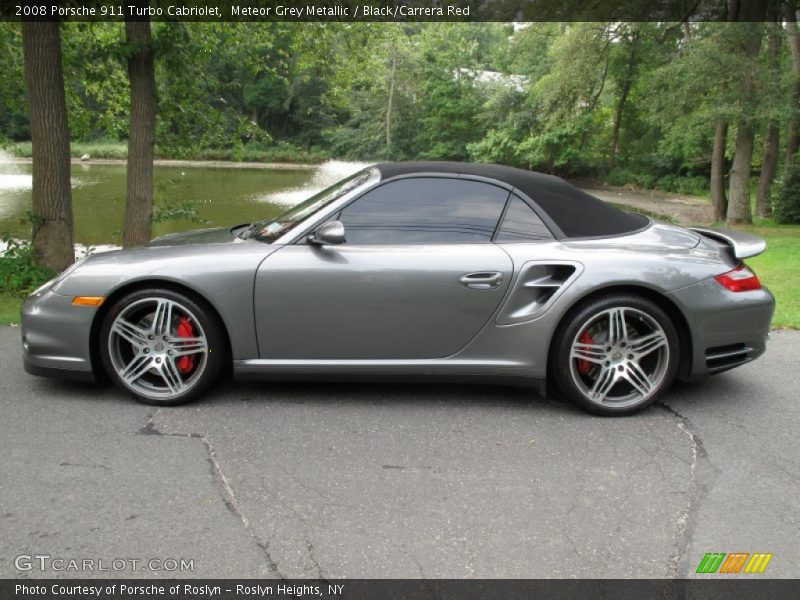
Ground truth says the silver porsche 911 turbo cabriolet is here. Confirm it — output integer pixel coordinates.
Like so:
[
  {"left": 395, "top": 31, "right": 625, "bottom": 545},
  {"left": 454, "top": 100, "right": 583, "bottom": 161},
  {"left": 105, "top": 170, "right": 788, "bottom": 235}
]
[{"left": 21, "top": 162, "right": 774, "bottom": 415}]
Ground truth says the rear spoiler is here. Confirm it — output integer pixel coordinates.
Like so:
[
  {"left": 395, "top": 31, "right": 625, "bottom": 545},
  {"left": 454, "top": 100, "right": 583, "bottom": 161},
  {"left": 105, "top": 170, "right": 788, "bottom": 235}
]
[{"left": 689, "top": 227, "right": 766, "bottom": 260}]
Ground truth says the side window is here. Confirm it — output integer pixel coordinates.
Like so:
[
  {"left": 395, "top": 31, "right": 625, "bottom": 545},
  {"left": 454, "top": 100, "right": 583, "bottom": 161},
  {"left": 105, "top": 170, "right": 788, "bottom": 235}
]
[
  {"left": 339, "top": 177, "right": 509, "bottom": 245},
  {"left": 495, "top": 195, "right": 554, "bottom": 242}
]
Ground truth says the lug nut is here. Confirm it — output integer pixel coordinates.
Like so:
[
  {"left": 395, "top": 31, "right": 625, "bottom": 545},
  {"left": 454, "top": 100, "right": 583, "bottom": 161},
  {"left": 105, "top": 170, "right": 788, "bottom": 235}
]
[
  {"left": 155, "top": 357, "right": 161, "bottom": 364},
  {"left": 143, "top": 348, "right": 149, "bottom": 354},
  {"left": 627, "top": 354, "right": 634, "bottom": 360}
]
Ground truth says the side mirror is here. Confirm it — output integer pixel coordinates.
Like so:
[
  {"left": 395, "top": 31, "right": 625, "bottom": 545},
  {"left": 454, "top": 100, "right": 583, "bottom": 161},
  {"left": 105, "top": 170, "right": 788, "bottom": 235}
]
[{"left": 308, "top": 220, "right": 346, "bottom": 245}]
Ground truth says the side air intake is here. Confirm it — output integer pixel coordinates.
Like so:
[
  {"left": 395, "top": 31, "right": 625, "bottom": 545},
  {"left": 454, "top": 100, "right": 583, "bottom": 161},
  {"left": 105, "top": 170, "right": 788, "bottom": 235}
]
[
  {"left": 496, "top": 261, "right": 581, "bottom": 325},
  {"left": 705, "top": 343, "right": 753, "bottom": 373}
]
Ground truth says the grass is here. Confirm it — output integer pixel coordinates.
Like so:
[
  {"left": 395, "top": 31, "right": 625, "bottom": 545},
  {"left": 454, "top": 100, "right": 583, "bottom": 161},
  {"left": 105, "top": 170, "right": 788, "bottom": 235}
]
[
  {"left": 5, "top": 140, "right": 330, "bottom": 164},
  {"left": 741, "top": 224, "right": 800, "bottom": 329},
  {"left": 8, "top": 140, "right": 129, "bottom": 160},
  {"left": 0, "top": 292, "right": 21, "bottom": 326}
]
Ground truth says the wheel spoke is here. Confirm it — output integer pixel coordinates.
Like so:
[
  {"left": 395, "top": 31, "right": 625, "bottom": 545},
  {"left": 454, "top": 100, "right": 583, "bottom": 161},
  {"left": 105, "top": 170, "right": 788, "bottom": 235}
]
[
  {"left": 589, "top": 366, "right": 617, "bottom": 403},
  {"left": 170, "top": 336, "right": 207, "bottom": 357},
  {"left": 121, "top": 354, "right": 154, "bottom": 384},
  {"left": 109, "top": 295, "right": 209, "bottom": 400},
  {"left": 570, "top": 342, "right": 607, "bottom": 364},
  {"left": 151, "top": 299, "right": 174, "bottom": 336},
  {"left": 622, "top": 360, "right": 654, "bottom": 397},
  {"left": 607, "top": 308, "right": 628, "bottom": 345},
  {"left": 158, "top": 358, "right": 185, "bottom": 394},
  {"left": 111, "top": 318, "right": 148, "bottom": 348},
  {"left": 628, "top": 331, "right": 667, "bottom": 359}
]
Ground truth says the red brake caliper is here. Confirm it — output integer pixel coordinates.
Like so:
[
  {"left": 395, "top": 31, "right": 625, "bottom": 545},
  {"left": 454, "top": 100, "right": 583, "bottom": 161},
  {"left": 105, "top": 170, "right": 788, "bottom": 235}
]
[
  {"left": 175, "top": 316, "right": 197, "bottom": 375},
  {"left": 578, "top": 330, "right": 594, "bottom": 374}
]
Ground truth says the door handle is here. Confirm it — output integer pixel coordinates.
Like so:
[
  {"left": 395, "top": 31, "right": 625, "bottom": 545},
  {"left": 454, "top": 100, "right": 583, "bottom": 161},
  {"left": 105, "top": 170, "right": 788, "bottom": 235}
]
[{"left": 459, "top": 271, "right": 504, "bottom": 289}]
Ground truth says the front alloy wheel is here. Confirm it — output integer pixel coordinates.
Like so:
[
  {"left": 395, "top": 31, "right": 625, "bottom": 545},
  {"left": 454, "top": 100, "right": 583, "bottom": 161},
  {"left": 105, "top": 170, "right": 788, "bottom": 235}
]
[
  {"left": 553, "top": 295, "right": 679, "bottom": 415},
  {"left": 100, "top": 289, "right": 226, "bottom": 405}
]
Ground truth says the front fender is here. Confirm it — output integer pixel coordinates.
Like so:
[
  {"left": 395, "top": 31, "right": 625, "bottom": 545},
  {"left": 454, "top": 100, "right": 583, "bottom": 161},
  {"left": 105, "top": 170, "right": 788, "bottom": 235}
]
[{"left": 52, "top": 242, "right": 279, "bottom": 360}]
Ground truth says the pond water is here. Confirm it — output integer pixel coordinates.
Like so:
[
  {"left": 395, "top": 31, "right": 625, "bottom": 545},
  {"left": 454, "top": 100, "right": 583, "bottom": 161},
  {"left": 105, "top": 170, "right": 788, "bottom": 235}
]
[{"left": 0, "top": 153, "right": 370, "bottom": 246}]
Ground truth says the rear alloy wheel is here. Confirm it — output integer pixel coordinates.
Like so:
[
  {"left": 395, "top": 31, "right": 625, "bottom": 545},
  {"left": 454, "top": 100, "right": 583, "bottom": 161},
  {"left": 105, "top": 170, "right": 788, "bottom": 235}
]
[
  {"left": 553, "top": 295, "right": 679, "bottom": 416},
  {"left": 99, "top": 289, "right": 226, "bottom": 406}
]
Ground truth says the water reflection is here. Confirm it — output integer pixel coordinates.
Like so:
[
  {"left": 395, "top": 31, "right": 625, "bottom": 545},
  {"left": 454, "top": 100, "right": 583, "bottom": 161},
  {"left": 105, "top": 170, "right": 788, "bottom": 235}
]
[
  {"left": 255, "top": 160, "right": 372, "bottom": 205},
  {"left": 0, "top": 154, "right": 371, "bottom": 245}
]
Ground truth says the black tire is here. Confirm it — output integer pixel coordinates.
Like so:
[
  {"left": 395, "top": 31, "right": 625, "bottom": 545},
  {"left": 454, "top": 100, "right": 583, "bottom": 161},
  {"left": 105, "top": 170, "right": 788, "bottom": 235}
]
[
  {"left": 551, "top": 294, "right": 679, "bottom": 416},
  {"left": 99, "top": 288, "right": 227, "bottom": 406}
]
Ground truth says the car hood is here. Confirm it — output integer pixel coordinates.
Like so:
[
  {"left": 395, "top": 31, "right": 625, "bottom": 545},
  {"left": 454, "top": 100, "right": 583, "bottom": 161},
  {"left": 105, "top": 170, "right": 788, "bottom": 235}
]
[{"left": 149, "top": 226, "right": 237, "bottom": 246}]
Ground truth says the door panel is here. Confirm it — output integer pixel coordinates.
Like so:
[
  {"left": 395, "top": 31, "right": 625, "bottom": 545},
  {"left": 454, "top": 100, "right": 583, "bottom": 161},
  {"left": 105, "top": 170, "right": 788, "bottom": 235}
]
[{"left": 254, "top": 244, "right": 513, "bottom": 359}]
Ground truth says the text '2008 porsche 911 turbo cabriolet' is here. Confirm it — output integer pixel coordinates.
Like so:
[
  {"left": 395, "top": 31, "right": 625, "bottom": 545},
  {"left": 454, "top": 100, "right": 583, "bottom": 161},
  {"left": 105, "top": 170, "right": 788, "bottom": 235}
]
[{"left": 21, "top": 162, "right": 774, "bottom": 415}]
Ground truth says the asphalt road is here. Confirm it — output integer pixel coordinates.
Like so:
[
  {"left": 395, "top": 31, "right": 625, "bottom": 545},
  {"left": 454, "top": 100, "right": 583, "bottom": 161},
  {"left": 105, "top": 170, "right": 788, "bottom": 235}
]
[{"left": 1, "top": 326, "right": 798, "bottom": 579}]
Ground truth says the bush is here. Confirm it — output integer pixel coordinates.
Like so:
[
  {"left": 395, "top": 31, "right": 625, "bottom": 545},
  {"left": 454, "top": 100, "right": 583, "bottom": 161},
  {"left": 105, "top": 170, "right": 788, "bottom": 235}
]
[
  {"left": 0, "top": 237, "right": 55, "bottom": 296},
  {"left": 7, "top": 140, "right": 330, "bottom": 164},
  {"left": 774, "top": 162, "right": 800, "bottom": 224},
  {"left": 605, "top": 168, "right": 708, "bottom": 196}
]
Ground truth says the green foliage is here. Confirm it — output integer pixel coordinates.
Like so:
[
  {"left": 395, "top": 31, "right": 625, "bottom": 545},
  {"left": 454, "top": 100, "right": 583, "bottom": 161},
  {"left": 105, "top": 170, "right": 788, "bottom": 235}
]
[
  {"left": 152, "top": 175, "right": 208, "bottom": 224},
  {"left": 0, "top": 292, "right": 21, "bottom": 325},
  {"left": 605, "top": 168, "right": 708, "bottom": 195},
  {"left": 1, "top": 21, "right": 798, "bottom": 195},
  {"left": 6, "top": 140, "right": 128, "bottom": 159},
  {"left": 193, "top": 142, "right": 330, "bottom": 164},
  {"left": 0, "top": 237, "right": 55, "bottom": 296},
  {"left": 774, "top": 161, "right": 800, "bottom": 224},
  {"left": 0, "top": 23, "right": 28, "bottom": 141},
  {"left": 152, "top": 200, "right": 207, "bottom": 225}
]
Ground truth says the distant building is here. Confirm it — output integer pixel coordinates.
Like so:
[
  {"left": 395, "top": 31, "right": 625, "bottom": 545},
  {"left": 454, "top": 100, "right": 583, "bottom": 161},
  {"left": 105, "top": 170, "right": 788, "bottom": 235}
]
[{"left": 453, "top": 68, "right": 529, "bottom": 93}]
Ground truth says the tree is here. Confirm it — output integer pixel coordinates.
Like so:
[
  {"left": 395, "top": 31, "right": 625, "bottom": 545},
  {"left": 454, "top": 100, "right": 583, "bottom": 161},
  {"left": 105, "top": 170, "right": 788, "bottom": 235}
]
[
  {"left": 385, "top": 40, "right": 398, "bottom": 154},
  {"left": 711, "top": 121, "right": 729, "bottom": 221},
  {"left": 21, "top": 22, "right": 74, "bottom": 272},
  {"left": 608, "top": 25, "right": 641, "bottom": 167},
  {"left": 723, "top": 0, "right": 770, "bottom": 225},
  {"left": 756, "top": 17, "right": 783, "bottom": 219},
  {"left": 0, "top": 24, "right": 30, "bottom": 141},
  {"left": 784, "top": 1, "right": 800, "bottom": 167},
  {"left": 122, "top": 19, "right": 156, "bottom": 248}
]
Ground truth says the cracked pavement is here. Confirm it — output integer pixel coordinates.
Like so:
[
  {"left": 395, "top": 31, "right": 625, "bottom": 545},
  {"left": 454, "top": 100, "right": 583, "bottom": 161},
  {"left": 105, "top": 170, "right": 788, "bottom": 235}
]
[{"left": 1, "top": 327, "right": 798, "bottom": 578}]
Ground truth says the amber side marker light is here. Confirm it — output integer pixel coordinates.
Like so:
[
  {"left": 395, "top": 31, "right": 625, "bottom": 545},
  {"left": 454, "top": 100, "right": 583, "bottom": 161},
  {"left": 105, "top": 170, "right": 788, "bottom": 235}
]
[
  {"left": 714, "top": 264, "right": 762, "bottom": 292},
  {"left": 72, "top": 296, "right": 105, "bottom": 306}
]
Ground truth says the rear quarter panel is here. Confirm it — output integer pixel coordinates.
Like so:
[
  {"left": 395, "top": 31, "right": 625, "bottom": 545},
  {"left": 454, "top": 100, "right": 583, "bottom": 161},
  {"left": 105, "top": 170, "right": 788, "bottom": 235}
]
[{"left": 454, "top": 225, "right": 736, "bottom": 378}]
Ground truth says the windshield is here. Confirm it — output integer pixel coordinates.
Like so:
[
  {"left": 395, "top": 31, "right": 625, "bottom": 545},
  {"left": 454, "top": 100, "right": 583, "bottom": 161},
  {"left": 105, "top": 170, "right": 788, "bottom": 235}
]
[{"left": 245, "top": 167, "right": 378, "bottom": 242}]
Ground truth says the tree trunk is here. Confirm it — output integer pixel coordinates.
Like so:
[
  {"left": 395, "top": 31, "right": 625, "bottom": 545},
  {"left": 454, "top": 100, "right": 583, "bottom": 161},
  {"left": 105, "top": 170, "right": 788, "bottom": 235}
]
[
  {"left": 385, "top": 44, "right": 397, "bottom": 157},
  {"left": 711, "top": 120, "right": 728, "bottom": 222},
  {"left": 785, "top": 3, "right": 800, "bottom": 166},
  {"left": 609, "top": 30, "right": 639, "bottom": 168},
  {"left": 756, "top": 20, "right": 781, "bottom": 218},
  {"left": 728, "top": 121, "right": 755, "bottom": 224},
  {"left": 726, "top": 16, "right": 765, "bottom": 225},
  {"left": 757, "top": 124, "right": 779, "bottom": 218},
  {"left": 21, "top": 22, "right": 74, "bottom": 272},
  {"left": 123, "top": 19, "right": 157, "bottom": 248}
]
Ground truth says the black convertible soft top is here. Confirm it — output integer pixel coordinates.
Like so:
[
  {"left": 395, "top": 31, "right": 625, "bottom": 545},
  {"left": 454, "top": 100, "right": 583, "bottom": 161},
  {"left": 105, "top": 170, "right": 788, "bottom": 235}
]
[{"left": 375, "top": 161, "right": 648, "bottom": 239}]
